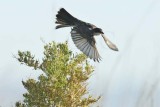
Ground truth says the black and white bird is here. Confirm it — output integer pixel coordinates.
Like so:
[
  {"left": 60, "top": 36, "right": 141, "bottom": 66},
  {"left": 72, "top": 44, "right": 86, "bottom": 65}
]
[{"left": 55, "top": 8, "right": 118, "bottom": 62}]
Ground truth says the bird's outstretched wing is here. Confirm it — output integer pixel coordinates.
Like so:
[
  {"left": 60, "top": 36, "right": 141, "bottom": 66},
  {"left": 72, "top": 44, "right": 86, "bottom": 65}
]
[{"left": 71, "top": 27, "right": 101, "bottom": 62}]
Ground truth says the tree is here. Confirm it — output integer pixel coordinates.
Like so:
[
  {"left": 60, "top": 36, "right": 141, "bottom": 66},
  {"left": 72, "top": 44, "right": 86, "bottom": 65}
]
[{"left": 15, "top": 41, "right": 100, "bottom": 107}]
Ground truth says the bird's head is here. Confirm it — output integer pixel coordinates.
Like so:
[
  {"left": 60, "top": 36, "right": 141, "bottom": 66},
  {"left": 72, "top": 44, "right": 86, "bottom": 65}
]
[{"left": 93, "top": 28, "right": 104, "bottom": 35}]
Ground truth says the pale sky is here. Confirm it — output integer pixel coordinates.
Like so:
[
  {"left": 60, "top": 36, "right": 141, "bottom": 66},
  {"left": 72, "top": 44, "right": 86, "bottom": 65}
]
[{"left": 0, "top": 0, "right": 160, "bottom": 107}]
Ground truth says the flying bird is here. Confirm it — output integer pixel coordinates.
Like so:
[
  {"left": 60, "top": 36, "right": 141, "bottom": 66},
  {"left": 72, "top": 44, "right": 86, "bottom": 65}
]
[{"left": 55, "top": 8, "right": 118, "bottom": 62}]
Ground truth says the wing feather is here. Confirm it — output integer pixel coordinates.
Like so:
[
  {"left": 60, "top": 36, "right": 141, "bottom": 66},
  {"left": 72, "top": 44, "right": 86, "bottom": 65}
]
[{"left": 71, "top": 27, "right": 101, "bottom": 61}]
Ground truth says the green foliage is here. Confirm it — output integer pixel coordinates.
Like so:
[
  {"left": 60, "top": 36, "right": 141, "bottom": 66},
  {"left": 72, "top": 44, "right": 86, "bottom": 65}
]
[{"left": 15, "top": 41, "right": 100, "bottom": 107}]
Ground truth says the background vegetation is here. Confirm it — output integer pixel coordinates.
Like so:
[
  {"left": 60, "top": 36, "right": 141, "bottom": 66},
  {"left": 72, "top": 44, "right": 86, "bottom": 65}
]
[{"left": 15, "top": 41, "right": 100, "bottom": 107}]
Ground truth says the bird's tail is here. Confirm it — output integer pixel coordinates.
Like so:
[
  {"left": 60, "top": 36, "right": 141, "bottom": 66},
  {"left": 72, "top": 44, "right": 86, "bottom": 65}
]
[
  {"left": 101, "top": 34, "right": 118, "bottom": 51},
  {"left": 55, "top": 8, "right": 77, "bottom": 29}
]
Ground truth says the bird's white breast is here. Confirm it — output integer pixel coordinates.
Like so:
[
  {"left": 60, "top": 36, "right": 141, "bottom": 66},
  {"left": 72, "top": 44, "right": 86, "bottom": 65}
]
[{"left": 93, "top": 32, "right": 101, "bottom": 36}]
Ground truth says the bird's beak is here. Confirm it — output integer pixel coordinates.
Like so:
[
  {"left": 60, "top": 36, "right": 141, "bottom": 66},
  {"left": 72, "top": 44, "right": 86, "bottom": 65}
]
[{"left": 101, "top": 34, "right": 118, "bottom": 51}]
